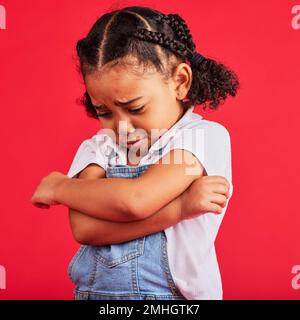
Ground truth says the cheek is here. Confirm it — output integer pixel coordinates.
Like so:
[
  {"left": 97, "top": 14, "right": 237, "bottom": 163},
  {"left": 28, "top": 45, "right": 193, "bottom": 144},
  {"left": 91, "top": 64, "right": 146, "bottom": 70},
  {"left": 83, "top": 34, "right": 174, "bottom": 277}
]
[
  {"left": 146, "top": 108, "right": 165, "bottom": 127},
  {"left": 136, "top": 114, "right": 160, "bottom": 133}
]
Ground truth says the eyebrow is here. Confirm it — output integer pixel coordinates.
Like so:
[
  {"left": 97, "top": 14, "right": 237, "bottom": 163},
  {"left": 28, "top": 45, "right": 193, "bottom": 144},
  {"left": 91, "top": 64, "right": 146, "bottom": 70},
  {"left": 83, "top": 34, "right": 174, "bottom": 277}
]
[{"left": 93, "top": 96, "right": 143, "bottom": 109}]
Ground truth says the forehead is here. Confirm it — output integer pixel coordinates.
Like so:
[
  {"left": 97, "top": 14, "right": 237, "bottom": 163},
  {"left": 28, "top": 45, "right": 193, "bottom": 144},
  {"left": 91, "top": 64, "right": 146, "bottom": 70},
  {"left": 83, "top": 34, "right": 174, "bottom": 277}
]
[{"left": 84, "top": 63, "right": 166, "bottom": 104}]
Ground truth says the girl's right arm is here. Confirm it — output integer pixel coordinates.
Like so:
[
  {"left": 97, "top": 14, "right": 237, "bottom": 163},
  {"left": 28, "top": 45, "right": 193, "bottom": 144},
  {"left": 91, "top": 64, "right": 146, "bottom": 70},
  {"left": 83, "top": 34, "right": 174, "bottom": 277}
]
[
  {"left": 69, "top": 196, "right": 182, "bottom": 245},
  {"left": 69, "top": 164, "right": 229, "bottom": 245}
]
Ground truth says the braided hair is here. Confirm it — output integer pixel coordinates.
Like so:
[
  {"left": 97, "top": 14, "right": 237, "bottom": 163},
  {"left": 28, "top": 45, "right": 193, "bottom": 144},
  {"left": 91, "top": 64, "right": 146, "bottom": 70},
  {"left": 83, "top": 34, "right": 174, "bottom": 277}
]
[{"left": 76, "top": 6, "right": 240, "bottom": 119}]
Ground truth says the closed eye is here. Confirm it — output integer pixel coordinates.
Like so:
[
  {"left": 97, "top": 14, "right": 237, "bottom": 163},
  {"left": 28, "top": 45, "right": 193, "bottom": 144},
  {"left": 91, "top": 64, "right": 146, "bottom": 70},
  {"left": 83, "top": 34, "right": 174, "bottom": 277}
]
[
  {"left": 96, "top": 106, "right": 145, "bottom": 118},
  {"left": 128, "top": 105, "right": 145, "bottom": 114}
]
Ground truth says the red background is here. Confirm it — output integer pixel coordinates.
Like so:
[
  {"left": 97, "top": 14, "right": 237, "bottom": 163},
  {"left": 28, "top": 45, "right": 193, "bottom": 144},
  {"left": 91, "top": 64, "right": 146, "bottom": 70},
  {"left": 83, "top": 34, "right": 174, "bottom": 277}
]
[{"left": 0, "top": 0, "right": 299, "bottom": 299}]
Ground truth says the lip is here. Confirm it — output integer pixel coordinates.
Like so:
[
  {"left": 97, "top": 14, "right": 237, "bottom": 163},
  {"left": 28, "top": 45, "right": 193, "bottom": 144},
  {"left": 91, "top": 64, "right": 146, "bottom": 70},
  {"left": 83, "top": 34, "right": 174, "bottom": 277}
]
[{"left": 127, "top": 138, "right": 142, "bottom": 147}]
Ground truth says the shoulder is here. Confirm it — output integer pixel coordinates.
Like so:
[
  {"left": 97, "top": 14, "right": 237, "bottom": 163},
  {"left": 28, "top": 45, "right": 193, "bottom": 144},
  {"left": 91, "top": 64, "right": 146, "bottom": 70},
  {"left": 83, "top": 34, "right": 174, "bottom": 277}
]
[
  {"left": 180, "top": 113, "right": 231, "bottom": 142},
  {"left": 165, "top": 114, "right": 232, "bottom": 178},
  {"left": 75, "top": 131, "right": 116, "bottom": 156},
  {"left": 66, "top": 132, "right": 111, "bottom": 178},
  {"left": 171, "top": 115, "right": 231, "bottom": 155}
]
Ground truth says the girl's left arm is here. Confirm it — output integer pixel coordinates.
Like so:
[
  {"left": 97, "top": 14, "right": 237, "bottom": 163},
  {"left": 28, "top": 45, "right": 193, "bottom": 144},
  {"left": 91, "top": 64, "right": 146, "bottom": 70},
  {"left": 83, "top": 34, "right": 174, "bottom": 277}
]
[{"left": 55, "top": 148, "right": 204, "bottom": 222}]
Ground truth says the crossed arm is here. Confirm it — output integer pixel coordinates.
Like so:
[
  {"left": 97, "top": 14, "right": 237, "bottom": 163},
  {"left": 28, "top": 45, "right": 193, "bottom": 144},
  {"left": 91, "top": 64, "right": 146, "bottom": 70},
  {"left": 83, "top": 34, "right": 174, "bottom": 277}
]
[
  {"left": 56, "top": 149, "right": 204, "bottom": 223},
  {"left": 69, "top": 186, "right": 183, "bottom": 245},
  {"left": 67, "top": 149, "right": 204, "bottom": 245}
]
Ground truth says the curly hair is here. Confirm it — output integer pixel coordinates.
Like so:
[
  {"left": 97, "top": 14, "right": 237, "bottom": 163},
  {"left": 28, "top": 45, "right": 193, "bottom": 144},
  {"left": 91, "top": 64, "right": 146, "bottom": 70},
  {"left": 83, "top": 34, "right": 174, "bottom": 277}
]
[{"left": 75, "top": 6, "right": 240, "bottom": 119}]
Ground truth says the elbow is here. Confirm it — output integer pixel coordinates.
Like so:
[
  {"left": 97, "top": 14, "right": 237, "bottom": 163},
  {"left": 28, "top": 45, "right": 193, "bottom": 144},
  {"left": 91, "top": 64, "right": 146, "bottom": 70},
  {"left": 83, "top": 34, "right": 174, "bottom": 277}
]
[
  {"left": 73, "top": 230, "right": 90, "bottom": 245},
  {"left": 128, "top": 192, "right": 153, "bottom": 221},
  {"left": 73, "top": 230, "right": 109, "bottom": 246},
  {"left": 73, "top": 229, "right": 107, "bottom": 246},
  {"left": 71, "top": 224, "right": 90, "bottom": 245},
  {"left": 69, "top": 209, "right": 94, "bottom": 245}
]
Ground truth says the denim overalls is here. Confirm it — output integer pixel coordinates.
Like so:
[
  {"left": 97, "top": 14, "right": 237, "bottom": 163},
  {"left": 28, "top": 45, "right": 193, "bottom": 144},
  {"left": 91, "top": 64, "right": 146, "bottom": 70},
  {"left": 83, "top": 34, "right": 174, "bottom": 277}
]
[{"left": 67, "top": 163, "right": 186, "bottom": 300}]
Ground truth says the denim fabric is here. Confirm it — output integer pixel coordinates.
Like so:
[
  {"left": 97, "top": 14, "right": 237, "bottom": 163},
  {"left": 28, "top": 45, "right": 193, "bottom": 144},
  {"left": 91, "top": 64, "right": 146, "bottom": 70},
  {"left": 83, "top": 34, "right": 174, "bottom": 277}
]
[{"left": 68, "top": 163, "right": 186, "bottom": 300}]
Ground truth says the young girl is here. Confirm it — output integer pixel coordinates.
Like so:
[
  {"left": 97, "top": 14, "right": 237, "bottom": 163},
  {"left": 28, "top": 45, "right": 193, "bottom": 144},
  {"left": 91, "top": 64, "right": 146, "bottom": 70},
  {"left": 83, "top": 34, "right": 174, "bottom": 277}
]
[{"left": 31, "top": 6, "right": 239, "bottom": 300}]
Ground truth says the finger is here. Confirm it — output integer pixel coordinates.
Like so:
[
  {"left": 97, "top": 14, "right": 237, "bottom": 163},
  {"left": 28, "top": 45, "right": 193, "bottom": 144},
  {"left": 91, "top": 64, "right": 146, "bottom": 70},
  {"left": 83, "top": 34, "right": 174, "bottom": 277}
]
[
  {"left": 203, "top": 176, "right": 231, "bottom": 189},
  {"left": 211, "top": 184, "right": 230, "bottom": 197},
  {"left": 210, "top": 194, "right": 228, "bottom": 208},
  {"left": 207, "top": 203, "right": 223, "bottom": 215}
]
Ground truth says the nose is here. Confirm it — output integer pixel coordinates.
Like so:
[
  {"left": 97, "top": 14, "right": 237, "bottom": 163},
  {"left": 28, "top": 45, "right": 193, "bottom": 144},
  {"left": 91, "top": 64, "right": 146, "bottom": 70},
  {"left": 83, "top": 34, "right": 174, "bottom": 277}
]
[{"left": 114, "top": 114, "right": 136, "bottom": 140}]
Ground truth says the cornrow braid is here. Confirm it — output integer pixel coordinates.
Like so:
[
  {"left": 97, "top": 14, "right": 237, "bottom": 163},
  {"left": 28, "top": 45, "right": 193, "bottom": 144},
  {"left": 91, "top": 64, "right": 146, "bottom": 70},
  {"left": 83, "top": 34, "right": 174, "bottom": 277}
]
[
  {"left": 130, "top": 28, "right": 192, "bottom": 62},
  {"left": 155, "top": 13, "right": 196, "bottom": 59}
]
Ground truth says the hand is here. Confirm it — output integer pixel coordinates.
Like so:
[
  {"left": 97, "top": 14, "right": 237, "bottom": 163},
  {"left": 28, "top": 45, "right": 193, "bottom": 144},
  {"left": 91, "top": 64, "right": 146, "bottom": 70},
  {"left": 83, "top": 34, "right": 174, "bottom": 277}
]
[
  {"left": 180, "top": 175, "right": 231, "bottom": 221},
  {"left": 31, "top": 171, "right": 69, "bottom": 209}
]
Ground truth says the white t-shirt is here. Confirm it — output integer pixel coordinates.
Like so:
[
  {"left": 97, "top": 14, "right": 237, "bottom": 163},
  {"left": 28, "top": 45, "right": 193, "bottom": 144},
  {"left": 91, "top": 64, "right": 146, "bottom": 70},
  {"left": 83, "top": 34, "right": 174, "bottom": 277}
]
[{"left": 67, "top": 106, "right": 233, "bottom": 300}]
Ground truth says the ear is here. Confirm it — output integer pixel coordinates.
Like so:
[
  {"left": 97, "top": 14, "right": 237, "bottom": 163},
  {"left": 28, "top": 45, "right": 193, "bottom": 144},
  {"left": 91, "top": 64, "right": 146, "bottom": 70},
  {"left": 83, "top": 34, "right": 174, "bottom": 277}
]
[{"left": 171, "top": 63, "right": 193, "bottom": 101}]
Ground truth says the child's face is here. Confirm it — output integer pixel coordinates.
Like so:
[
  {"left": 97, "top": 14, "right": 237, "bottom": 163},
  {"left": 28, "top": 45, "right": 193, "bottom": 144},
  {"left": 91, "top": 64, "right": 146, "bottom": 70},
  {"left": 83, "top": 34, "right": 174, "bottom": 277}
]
[{"left": 84, "top": 58, "right": 191, "bottom": 152}]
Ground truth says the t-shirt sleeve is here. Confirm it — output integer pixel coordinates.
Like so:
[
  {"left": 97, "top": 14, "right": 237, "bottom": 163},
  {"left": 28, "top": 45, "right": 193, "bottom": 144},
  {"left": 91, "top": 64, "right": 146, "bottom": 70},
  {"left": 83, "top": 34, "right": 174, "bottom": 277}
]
[
  {"left": 66, "top": 138, "right": 107, "bottom": 178},
  {"left": 162, "top": 121, "right": 234, "bottom": 243},
  {"left": 161, "top": 122, "right": 233, "bottom": 198}
]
